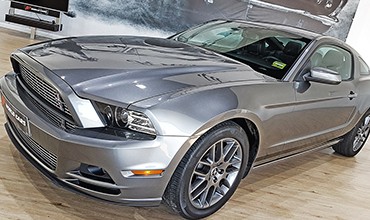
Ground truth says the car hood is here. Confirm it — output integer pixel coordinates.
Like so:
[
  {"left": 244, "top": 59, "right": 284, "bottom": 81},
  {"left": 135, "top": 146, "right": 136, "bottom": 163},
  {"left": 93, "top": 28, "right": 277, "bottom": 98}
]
[{"left": 21, "top": 36, "right": 266, "bottom": 105}]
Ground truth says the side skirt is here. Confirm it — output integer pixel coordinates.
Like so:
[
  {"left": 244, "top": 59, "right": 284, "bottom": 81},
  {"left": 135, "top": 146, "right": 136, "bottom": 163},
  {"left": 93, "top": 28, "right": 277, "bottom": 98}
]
[{"left": 252, "top": 139, "right": 342, "bottom": 169}]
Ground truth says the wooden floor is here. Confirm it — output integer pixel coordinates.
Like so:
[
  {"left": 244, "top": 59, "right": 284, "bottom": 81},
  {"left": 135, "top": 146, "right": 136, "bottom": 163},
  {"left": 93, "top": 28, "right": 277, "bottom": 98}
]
[{"left": 1, "top": 27, "right": 370, "bottom": 220}]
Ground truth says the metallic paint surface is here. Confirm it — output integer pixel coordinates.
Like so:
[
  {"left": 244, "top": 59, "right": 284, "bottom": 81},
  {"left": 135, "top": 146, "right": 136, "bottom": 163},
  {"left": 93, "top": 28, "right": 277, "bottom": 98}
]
[{"left": 1, "top": 20, "right": 370, "bottom": 205}]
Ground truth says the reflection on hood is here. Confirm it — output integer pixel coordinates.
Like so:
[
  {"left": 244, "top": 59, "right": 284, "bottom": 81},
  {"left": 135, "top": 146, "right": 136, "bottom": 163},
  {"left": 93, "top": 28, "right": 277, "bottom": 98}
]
[{"left": 29, "top": 39, "right": 98, "bottom": 62}]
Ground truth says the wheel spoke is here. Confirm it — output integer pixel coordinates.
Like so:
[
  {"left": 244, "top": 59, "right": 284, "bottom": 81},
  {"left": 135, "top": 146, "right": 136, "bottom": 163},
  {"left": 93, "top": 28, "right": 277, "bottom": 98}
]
[
  {"left": 199, "top": 186, "right": 211, "bottom": 208},
  {"left": 362, "top": 126, "right": 370, "bottom": 137},
  {"left": 191, "top": 178, "right": 208, "bottom": 200},
  {"left": 219, "top": 141, "right": 226, "bottom": 161},
  {"left": 224, "top": 156, "right": 242, "bottom": 171},
  {"left": 222, "top": 178, "right": 232, "bottom": 189},
  {"left": 194, "top": 170, "right": 208, "bottom": 177},
  {"left": 215, "top": 142, "right": 222, "bottom": 163},
  {"left": 205, "top": 186, "right": 217, "bottom": 207},
  {"left": 209, "top": 144, "right": 216, "bottom": 164},
  {"left": 227, "top": 163, "right": 240, "bottom": 172},
  {"left": 199, "top": 159, "right": 212, "bottom": 167},
  {"left": 215, "top": 185, "right": 226, "bottom": 196},
  {"left": 191, "top": 178, "right": 207, "bottom": 194},
  {"left": 364, "top": 127, "right": 370, "bottom": 136},
  {"left": 216, "top": 179, "right": 232, "bottom": 198},
  {"left": 361, "top": 117, "right": 370, "bottom": 137},
  {"left": 223, "top": 141, "right": 239, "bottom": 163},
  {"left": 364, "top": 116, "right": 370, "bottom": 128}
]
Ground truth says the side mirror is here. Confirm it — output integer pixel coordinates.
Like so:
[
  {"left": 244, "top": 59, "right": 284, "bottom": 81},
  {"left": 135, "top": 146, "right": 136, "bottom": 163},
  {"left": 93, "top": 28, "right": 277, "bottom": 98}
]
[{"left": 304, "top": 67, "right": 342, "bottom": 85}]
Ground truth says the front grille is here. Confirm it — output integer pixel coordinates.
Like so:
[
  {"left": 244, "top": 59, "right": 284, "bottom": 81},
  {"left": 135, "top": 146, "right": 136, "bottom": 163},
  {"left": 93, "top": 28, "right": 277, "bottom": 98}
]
[
  {"left": 19, "top": 64, "right": 72, "bottom": 117},
  {"left": 27, "top": 91, "right": 76, "bottom": 131},
  {"left": 16, "top": 64, "right": 77, "bottom": 131},
  {"left": 10, "top": 121, "right": 58, "bottom": 171}
]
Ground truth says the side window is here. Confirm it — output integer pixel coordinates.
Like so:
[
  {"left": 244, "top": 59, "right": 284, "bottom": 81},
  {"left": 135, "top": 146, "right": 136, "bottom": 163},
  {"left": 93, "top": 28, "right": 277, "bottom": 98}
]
[
  {"left": 310, "top": 45, "right": 353, "bottom": 81},
  {"left": 359, "top": 58, "right": 370, "bottom": 75}
]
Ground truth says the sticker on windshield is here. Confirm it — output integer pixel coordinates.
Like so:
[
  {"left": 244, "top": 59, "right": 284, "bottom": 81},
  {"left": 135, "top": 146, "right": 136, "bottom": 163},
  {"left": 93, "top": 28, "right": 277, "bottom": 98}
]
[{"left": 272, "top": 61, "right": 287, "bottom": 69}]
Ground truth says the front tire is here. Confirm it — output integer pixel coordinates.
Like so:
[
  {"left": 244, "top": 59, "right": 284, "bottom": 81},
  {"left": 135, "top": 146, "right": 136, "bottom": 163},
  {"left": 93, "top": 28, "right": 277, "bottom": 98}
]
[
  {"left": 163, "top": 121, "right": 249, "bottom": 219},
  {"left": 333, "top": 111, "right": 370, "bottom": 157}
]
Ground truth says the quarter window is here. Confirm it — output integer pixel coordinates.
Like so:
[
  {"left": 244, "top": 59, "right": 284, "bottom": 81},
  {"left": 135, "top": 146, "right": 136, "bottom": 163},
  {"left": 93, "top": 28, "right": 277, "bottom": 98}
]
[{"left": 359, "top": 58, "right": 370, "bottom": 75}]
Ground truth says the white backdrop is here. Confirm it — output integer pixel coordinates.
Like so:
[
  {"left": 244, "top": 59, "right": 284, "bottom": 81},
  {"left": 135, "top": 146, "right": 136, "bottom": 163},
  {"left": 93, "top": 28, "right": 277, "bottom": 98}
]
[{"left": 346, "top": 0, "right": 370, "bottom": 64}]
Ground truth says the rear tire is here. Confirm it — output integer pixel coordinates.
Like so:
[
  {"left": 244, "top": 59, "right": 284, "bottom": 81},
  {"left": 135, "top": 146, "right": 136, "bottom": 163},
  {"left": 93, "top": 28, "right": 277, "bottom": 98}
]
[
  {"left": 163, "top": 121, "right": 249, "bottom": 219},
  {"left": 333, "top": 111, "right": 370, "bottom": 157}
]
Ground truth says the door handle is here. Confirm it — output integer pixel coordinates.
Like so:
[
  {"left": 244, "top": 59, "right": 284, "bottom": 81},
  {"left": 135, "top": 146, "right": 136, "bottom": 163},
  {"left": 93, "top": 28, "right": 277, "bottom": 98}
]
[{"left": 348, "top": 91, "right": 357, "bottom": 100}]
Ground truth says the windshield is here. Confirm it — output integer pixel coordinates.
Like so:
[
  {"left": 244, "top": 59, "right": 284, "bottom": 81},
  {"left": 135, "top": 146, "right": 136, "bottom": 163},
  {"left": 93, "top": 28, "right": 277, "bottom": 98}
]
[{"left": 172, "top": 21, "right": 311, "bottom": 80}]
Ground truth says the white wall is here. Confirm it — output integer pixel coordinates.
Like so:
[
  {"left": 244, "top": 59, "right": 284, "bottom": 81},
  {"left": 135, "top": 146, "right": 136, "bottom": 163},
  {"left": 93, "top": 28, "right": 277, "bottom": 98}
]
[{"left": 346, "top": 0, "right": 370, "bottom": 64}]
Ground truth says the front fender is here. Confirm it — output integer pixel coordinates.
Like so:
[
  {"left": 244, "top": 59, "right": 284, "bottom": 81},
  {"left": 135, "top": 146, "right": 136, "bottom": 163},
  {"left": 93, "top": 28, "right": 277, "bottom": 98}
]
[
  {"left": 130, "top": 86, "right": 265, "bottom": 198},
  {"left": 131, "top": 86, "right": 255, "bottom": 136}
]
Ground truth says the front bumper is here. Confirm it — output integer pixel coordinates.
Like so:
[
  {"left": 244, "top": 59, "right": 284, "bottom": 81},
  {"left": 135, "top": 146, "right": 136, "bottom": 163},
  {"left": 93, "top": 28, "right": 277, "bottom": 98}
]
[{"left": 1, "top": 74, "right": 189, "bottom": 206}]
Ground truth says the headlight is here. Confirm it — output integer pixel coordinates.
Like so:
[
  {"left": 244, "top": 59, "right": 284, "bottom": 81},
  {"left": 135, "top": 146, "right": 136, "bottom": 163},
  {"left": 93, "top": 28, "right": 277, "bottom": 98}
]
[{"left": 96, "top": 103, "right": 156, "bottom": 136}]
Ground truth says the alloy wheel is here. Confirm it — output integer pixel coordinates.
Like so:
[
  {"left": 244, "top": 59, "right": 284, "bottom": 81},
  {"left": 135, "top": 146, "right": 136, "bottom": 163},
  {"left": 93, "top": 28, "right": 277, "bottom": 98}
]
[
  {"left": 353, "top": 115, "right": 370, "bottom": 151},
  {"left": 188, "top": 138, "right": 242, "bottom": 209}
]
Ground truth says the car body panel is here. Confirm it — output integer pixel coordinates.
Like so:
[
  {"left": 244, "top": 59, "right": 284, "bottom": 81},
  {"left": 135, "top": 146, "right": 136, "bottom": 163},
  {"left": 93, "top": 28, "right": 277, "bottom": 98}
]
[
  {"left": 20, "top": 36, "right": 270, "bottom": 107},
  {"left": 1, "top": 20, "right": 370, "bottom": 207},
  {"left": 282, "top": 80, "right": 357, "bottom": 155}
]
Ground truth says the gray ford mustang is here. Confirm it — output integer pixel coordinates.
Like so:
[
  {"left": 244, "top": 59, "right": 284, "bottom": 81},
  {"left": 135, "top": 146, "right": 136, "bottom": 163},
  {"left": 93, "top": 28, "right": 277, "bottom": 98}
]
[{"left": 1, "top": 20, "right": 370, "bottom": 219}]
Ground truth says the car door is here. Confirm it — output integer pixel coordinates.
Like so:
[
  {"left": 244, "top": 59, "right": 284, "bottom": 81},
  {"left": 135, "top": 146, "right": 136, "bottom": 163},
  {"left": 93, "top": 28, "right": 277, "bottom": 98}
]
[{"left": 283, "top": 44, "right": 357, "bottom": 154}]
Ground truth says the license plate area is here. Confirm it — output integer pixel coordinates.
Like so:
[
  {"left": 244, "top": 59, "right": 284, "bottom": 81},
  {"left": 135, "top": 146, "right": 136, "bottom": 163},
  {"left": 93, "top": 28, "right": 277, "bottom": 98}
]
[{"left": 3, "top": 96, "right": 30, "bottom": 136}]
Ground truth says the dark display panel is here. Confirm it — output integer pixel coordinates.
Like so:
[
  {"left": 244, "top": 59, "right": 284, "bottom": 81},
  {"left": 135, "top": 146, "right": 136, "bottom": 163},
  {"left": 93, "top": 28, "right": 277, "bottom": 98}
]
[{"left": 12, "top": 0, "right": 69, "bottom": 12}]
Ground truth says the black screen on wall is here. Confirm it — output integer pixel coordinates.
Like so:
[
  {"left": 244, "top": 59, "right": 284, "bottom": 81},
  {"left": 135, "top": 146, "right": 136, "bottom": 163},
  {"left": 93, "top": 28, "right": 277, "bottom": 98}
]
[{"left": 12, "top": 0, "right": 69, "bottom": 12}]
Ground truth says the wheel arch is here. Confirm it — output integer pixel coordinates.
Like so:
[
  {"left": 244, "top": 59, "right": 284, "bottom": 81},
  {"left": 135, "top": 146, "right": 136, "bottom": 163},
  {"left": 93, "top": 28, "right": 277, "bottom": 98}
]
[
  {"left": 162, "top": 112, "right": 263, "bottom": 198},
  {"left": 231, "top": 118, "right": 260, "bottom": 177},
  {"left": 162, "top": 117, "right": 259, "bottom": 216}
]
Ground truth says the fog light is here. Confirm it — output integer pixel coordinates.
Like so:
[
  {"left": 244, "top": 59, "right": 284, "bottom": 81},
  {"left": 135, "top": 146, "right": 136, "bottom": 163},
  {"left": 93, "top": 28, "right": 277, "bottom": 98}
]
[{"left": 79, "top": 163, "right": 115, "bottom": 184}]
